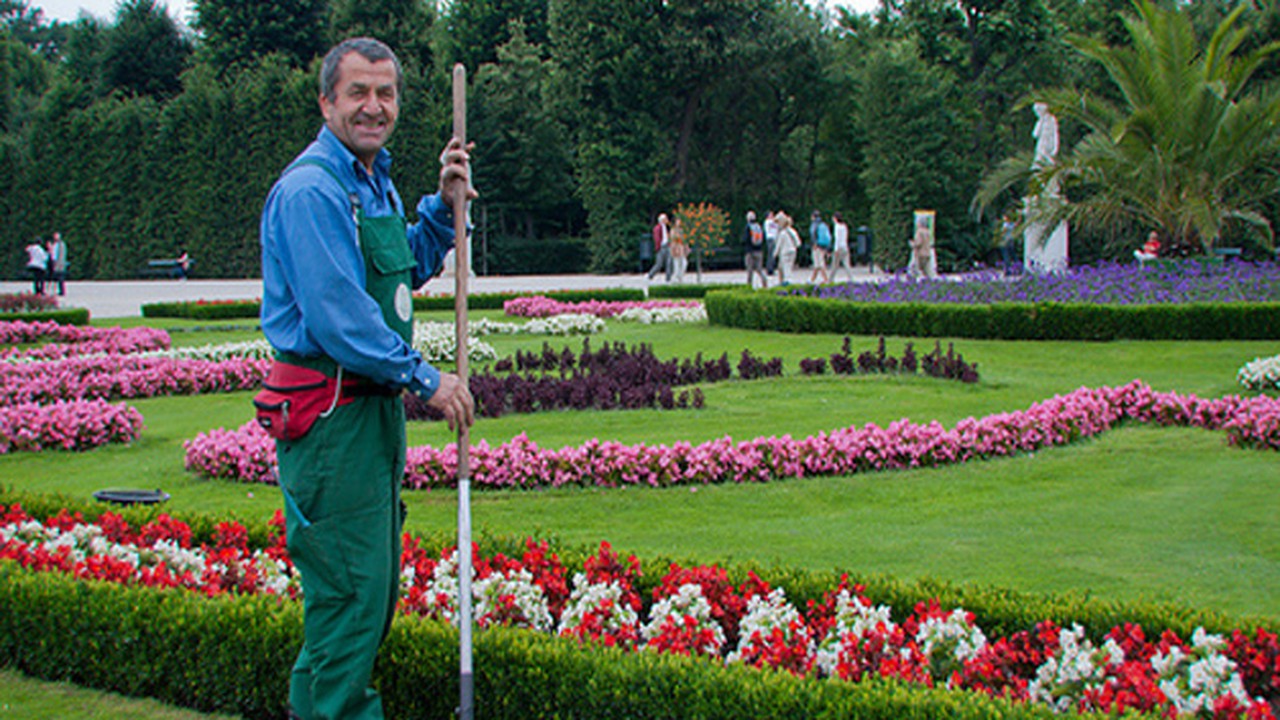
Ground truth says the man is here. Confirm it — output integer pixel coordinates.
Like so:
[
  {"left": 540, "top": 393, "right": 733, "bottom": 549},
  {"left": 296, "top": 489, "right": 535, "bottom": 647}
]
[
  {"left": 24, "top": 237, "right": 47, "bottom": 295},
  {"left": 47, "top": 232, "right": 67, "bottom": 296},
  {"left": 828, "top": 212, "right": 853, "bottom": 283},
  {"left": 763, "top": 210, "right": 780, "bottom": 276},
  {"left": 742, "top": 210, "right": 766, "bottom": 289},
  {"left": 646, "top": 212, "right": 671, "bottom": 282},
  {"left": 259, "top": 37, "right": 475, "bottom": 720}
]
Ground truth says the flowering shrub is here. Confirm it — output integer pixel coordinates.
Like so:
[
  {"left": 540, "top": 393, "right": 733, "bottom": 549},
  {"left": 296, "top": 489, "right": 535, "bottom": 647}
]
[
  {"left": 615, "top": 306, "right": 709, "bottom": 324},
  {"left": 0, "top": 354, "right": 271, "bottom": 405},
  {"left": 798, "top": 260, "right": 1280, "bottom": 305},
  {"left": 0, "top": 399, "right": 144, "bottom": 453},
  {"left": 139, "top": 339, "right": 274, "bottom": 362},
  {"left": 411, "top": 321, "right": 499, "bottom": 364},
  {"left": 504, "top": 296, "right": 702, "bottom": 319},
  {"left": 0, "top": 321, "right": 170, "bottom": 359},
  {"left": 1240, "top": 354, "right": 1280, "bottom": 392},
  {"left": 7, "top": 503, "right": 1276, "bottom": 719},
  {"left": 673, "top": 202, "right": 729, "bottom": 262},
  {"left": 469, "top": 314, "right": 606, "bottom": 336},
  {"left": 0, "top": 293, "right": 58, "bottom": 314},
  {"left": 185, "top": 381, "right": 1280, "bottom": 489},
  {"left": 0, "top": 505, "right": 294, "bottom": 598}
]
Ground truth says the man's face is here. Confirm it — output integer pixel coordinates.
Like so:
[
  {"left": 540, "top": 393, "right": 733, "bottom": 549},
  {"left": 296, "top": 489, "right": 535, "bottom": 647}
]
[{"left": 320, "top": 52, "right": 399, "bottom": 169}]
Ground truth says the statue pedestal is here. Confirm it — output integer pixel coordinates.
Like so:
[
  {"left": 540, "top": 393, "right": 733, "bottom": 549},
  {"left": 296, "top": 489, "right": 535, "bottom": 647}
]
[
  {"left": 1023, "top": 220, "right": 1068, "bottom": 273},
  {"left": 439, "top": 237, "right": 475, "bottom": 279}
]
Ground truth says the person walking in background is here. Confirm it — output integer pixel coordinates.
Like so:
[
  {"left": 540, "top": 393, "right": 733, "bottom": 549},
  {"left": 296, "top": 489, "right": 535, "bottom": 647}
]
[
  {"left": 772, "top": 212, "right": 800, "bottom": 285},
  {"left": 808, "top": 210, "right": 831, "bottom": 284},
  {"left": 669, "top": 216, "right": 689, "bottom": 283},
  {"left": 177, "top": 248, "right": 191, "bottom": 280},
  {"left": 999, "top": 212, "right": 1017, "bottom": 276},
  {"left": 764, "top": 210, "right": 780, "bottom": 276},
  {"left": 259, "top": 36, "right": 475, "bottom": 720},
  {"left": 647, "top": 212, "right": 671, "bottom": 282},
  {"left": 742, "top": 210, "right": 767, "bottom": 289},
  {"left": 25, "top": 237, "right": 48, "bottom": 295},
  {"left": 828, "top": 212, "right": 854, "bottom": 284},
  {"left": 47, "top": 232, "right": 68, "bottom": 296}
]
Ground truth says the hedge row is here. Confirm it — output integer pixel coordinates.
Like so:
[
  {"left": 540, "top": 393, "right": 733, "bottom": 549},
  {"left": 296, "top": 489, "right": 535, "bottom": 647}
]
[
  {"left": 0, "top": 308, "right": 91, "bottom": 325},
  {"left": 647, "top": 282, "right": 739, "bottom": 299},
  {"left": 1, "top": 564, "right": 1094, "bottom": 720},
  {"left": 141, "top": 288, "right": 651, "bottom": 319},
  {"left": 141, "top": 300, "right": 261, "bottom": 320},
  {"left": 705, "top": 289, "right": 1280, "bottom": 340}
]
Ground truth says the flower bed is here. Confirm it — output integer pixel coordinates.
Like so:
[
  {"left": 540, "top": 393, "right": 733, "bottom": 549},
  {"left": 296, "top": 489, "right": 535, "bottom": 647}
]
[
  {"left": 505, "top": 296, "right": 702, "bottom": 319},
  {"left": 4, "top": 504, "right": 1276, "bottom": 719},
  {"left": 184, "top": 381, "right": 1280, "bottom": 488},
  {"left": 796, "top": 261, "right": 1280, "bottom": 305},
  {"left": 0, "top": 400, "right": 144, "bottom": 453},
  {"left": 0, "top": 320, "right": 170, "bottom": 354},
  {"left": 1240, "top": 354, "right": 1280, "bottom": 393},
  {"left": 0, "top": 354, "right": 271, "bottom": 405},
  {"left": 0, "top": 293, "right": 58, "bottom": 314}
]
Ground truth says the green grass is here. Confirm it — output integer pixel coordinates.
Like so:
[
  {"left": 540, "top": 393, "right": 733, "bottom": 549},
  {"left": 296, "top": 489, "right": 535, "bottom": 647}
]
[
  {"left": 3, "top": 315, "right": 1279, "bottom": 715},
  {"left": 0, "top": 669, "right": 239, "bottom": 719}
]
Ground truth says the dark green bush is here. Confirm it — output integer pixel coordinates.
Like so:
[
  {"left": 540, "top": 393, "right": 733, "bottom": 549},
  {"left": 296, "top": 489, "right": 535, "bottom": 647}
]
[
  {"left": 0, "top": 307, "right": 91, "bottom": 325},
  {"left": 647, "top": 282, "right": 738, "bottom": 299},
  {"left": 141, "top": 300, "right": 261, "bottom": 320}
]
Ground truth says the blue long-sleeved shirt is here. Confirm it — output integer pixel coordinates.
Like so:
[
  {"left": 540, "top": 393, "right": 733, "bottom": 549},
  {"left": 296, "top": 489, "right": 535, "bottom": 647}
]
[{"left": 260, "top": 126, "right": 455, "bottom": 400}]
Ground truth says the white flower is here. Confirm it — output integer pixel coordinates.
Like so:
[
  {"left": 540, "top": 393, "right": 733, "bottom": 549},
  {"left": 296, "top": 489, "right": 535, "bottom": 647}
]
[
  {"left": 616, "top": 306, "right": 708, "bottom": 324},
  {"left": 726, "top": 588, "right": 809, "bottom": 664},
  {"left": 813, "top": 589, "right": 896, "bottom": 676},
  {"left": 473, "top": 567, "right": 553, "bottom": 632},
  {"left": 558, "top": 573, "right": 639, "bottom": 639},
  {"left": 1028, "top": 624, "right": 1119, "bottom": 713},
  {"left": 641, "top": 582, "right": 726, "bottom": 655},
  {"left": 1238, "top": 354, "right": 1280, "bottom": 391}
]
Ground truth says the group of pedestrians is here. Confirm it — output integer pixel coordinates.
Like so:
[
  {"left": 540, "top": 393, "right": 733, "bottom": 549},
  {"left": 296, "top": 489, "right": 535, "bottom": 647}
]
[
  {"left": 742, "top": 209, "right": 855, "bottom": 288},
  {"left": 24, "top": 232, "right": 68, "bottom": 296},
  {"left": 646, "top": 212, "right": 690, "bottom": 283}
]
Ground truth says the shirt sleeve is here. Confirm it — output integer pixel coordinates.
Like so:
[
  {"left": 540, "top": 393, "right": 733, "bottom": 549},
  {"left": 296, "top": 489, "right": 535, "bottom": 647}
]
[
  {"left": 408, "top": 191, "right": 457, "bottom": 289},
  {"left": 262, "top": 169, "right": 447, "bottom": 398}
]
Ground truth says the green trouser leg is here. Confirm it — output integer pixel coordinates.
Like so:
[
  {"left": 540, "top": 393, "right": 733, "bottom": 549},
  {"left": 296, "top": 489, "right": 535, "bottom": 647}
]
[{"left": 278, "top": 396, "right": 406, "bottom": 720}]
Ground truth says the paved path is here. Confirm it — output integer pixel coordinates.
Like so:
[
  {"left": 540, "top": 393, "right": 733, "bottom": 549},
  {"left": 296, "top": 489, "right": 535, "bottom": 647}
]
[{"left": 1, "top": 266, "right": 882, "bottom": 319}]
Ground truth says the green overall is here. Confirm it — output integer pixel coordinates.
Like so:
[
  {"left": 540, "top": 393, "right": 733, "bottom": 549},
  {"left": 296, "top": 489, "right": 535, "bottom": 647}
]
[{"left": 277, "top": 160, "right": 415, "bottom": 720}]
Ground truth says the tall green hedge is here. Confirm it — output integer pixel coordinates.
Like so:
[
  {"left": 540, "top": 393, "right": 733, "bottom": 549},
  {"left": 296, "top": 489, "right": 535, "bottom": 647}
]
[{"left": 704, "top": 289, "right": 1280, "bottom": 340}]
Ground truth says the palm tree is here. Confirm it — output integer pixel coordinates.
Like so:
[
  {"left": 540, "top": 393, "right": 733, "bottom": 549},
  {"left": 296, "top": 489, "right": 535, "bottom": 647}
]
[{"left": 973, "top": 0, "right": 1280, "bottom": 256}]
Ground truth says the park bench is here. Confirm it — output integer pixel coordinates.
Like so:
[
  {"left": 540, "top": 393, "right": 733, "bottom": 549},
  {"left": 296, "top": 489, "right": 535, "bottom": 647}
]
[{"left": 141, "top": 258, "right": 194, "bottom": 279}]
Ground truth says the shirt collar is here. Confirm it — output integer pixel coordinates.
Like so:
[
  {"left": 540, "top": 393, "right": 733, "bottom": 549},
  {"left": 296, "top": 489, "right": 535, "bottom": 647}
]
[{"left": 315, "top": 125, "right": 394, "bottom": 181}]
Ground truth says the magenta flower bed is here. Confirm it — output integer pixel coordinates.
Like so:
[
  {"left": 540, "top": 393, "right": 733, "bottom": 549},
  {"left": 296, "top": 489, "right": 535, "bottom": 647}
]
[
  {"left": 0, "top": 354, "right": 271, "bottom": 405},
  {"left": 0, "top": 399, "right": 144, "bottom": 453},
  {"left": 183, "top": 381, "right": 1280, "bottom": 488},
  {"left": 5, "top": 505, "right": 1277, "bottom": 719},
  {"left": 504, "top": 296, "right": 702, "bottom": 319},
  {"left": 0, "top": 320, "right": 170, "bottom": 352}
]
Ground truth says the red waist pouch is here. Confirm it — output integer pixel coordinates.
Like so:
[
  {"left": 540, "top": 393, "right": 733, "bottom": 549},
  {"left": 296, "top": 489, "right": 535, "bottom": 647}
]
[{"left": 252, "top": 362, "right": 353, "bottom": 441}]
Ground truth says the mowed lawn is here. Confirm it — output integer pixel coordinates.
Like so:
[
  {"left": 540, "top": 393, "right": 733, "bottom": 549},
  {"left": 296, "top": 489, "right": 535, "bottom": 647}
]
[{"left": 5, "top": 312, "right": 1277, "bottom": 623}]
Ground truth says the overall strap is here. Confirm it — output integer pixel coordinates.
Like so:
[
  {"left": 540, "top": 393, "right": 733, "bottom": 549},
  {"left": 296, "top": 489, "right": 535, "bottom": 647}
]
[{"left": 286, "top": 157, "right": 362, "bottom": 231}]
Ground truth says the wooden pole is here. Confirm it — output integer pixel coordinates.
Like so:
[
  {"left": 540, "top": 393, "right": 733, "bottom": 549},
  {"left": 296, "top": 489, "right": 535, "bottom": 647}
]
[{"left": 451, "top": 62, "right": 475, "bottom": 720}]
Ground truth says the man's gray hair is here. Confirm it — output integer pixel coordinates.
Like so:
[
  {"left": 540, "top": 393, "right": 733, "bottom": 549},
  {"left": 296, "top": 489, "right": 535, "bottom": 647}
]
[{"left": 319, "top": 37, "right": 403, "bottom": 101}]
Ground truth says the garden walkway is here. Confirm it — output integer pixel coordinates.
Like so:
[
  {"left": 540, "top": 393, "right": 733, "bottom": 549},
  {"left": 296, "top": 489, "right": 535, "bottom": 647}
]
[{"left": 2, "top": 266, "right": 882, "bottom": 318}]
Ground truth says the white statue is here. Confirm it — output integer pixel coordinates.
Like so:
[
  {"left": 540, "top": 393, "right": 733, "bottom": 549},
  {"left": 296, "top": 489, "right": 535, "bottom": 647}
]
[
  {"left": 1032, "top": 102, "right": 1058, "bottom": 169},
  {"left": 1024, "top": 102, "right": 1068, "bottom": 273}
]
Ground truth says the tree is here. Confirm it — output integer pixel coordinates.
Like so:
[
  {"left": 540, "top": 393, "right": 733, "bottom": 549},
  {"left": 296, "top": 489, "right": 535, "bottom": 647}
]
[
  {"left": 471, "top": 20, "right": 576, "bottom": 239},
  {"left": 192, "top": 0, "right": 325, "bottom": 75},
  {"left": 860, "top": 39, "right": 976, "bottom": 271},
  {"left": 442, "top": 0, "right": 549, "bottom": 73},
  {"left": 672, "top": 201, "right": 728, "bottom": 282},
  {"left": 327, "top": 0, "right": 434, "bottom": 69},
  {"left": 97, "top": 0, "right": 192, "bottom": 99},
  {"left": 974, "top": 0, "right": 1280, "bottom": 255}
]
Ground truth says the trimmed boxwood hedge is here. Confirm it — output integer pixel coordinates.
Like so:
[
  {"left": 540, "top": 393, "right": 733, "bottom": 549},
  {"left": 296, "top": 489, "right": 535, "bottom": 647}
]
[
  {"left": 0, "top": 308, "right": 91, "bottom": 325},
  {"left": 704, "top": 288, "right": 1280, "bottom": 340},
  {"left": 414, "top": 287, "right": 645, "bottom": 311},
  {"left": 141, "top": 300, "right": 261, "bottom": 320},
  {"left": 3, "top": 487, "right": 1275, "bottom": 719},
  {"left": 1, "top": 565, "right": 1098, "bottom": 720}
]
